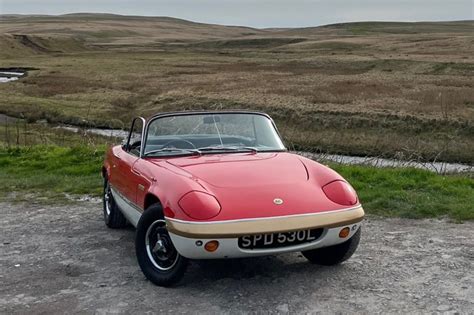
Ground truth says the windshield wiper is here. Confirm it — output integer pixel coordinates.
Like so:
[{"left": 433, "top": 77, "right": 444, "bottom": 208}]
[
  {"left": 144, "top": 148, "right": 201, "bottom": 156},
  {"left": 197, "top": 146, "right": 259, "bottom": 153},
  {"left": 144, "top": 146, "right": 260, "bottom": 157}
]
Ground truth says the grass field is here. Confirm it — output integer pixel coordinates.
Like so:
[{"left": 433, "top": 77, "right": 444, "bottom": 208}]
[
  {"left": 0, "top": 145, "right": 472, "bottom": 221},
  {"left": 0, "top": 14, "right": 473, "bottom": 163}
]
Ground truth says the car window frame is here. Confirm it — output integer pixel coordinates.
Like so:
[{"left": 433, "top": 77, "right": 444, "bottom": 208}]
[
  {"left": 124, "top": 117, "right": 146, "bottom": 157},
  {"left": 142, "top": 111, "right": 287, "bottom": 157}
]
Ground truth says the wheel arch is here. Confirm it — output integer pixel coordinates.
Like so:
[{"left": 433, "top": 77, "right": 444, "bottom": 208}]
[
  {"left": 101, "top": 166, "right": 108, "bottom": 179},
  {"left": 144, "top": 193, "right": 162, "bottom": 210}
]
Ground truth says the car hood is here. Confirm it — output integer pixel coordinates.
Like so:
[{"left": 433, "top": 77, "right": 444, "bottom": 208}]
[
  {"left": 165, "top": 152, "right": 308, "bottom": 188},
  {"left": 152, "top": 152, "right": 348, "bottom": 220}
]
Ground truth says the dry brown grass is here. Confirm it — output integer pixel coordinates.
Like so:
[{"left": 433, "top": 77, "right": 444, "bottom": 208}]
[
  {"left": 20, "top": 74, "right": 105, "bottom": 97},
  {"left": 0, "top": 15, "right": 473, "bottom": 162}
]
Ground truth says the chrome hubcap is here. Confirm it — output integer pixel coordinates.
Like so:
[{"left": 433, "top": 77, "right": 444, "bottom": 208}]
[
  {"left": 104, "top": 184, "right": 111, "bottom": 216},
  {"left": 145, "top": 220, "right": 179, "bottom": 271}
]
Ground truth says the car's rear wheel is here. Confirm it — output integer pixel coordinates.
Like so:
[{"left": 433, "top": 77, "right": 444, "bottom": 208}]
[
  {"left": 135, "top": 203, "right": 188, "bottom": 286},
  {"left": 103, "top": 177, "right": 127, "bottom": 228},
  {"left": 302, "top": 227, "right": 361, "bottom": 265}
]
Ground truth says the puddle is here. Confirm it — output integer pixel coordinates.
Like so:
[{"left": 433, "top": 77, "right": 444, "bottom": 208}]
[
  {"left": 0, "top": 70, "right": 25, "bottom": 83},
  {"left": 0, "top": 67, "right": 36, "bottom": 83},
  {"left": 0, "top": 73, "right": 21, "bottom": 83}
]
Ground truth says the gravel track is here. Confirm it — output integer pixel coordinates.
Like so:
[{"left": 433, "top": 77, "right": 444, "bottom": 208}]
[{"left": 1, "top": 200, "right": 472, "bottom": 314}]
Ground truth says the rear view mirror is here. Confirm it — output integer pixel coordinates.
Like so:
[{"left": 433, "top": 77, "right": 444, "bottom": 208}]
[{"left": 203, "top": 115, "right": 220, "bottom": 124}]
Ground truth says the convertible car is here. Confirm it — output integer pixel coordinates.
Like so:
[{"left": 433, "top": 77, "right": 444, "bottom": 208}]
[{"left": 102, "top": 111, "right": 364, "bottom": 286}]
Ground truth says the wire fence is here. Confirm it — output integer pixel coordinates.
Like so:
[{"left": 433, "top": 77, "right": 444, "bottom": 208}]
[
  {"left": 1, "top": 113, "right": 472, "bottom": 175},
  {"left": 0, "top": 114, "right": 124, "bottom": 148}
]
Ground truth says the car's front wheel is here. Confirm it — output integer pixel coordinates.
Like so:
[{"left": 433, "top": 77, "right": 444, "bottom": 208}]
[
  {"left": 103, "top": 177, "right": 127, "bottom": 228},
  {"left": 135, "top": 203, "right": 188, "bottom": 286},
  {"left": 302, "top": 227, "right": 361, "bottom": 265}
]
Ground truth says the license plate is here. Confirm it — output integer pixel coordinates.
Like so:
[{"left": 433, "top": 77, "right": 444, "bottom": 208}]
[{"left": 238, "top": 228, "right": 323, "bottom": 250}]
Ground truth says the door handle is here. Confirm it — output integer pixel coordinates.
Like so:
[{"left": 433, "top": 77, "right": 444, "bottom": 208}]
[
  {"left": 132, "top": 169, "right": 141, "bottom": 176},
  {"left": 113, "top": 153, "right": 121, "bottom": 160}
]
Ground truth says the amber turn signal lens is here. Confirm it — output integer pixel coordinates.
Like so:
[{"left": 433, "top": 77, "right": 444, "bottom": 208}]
[
  {"left": 204, "top": 240, "right": 219, "bottom": 252},
  {"left": 339, "top": 227, "right": 350, "bottom": 238}
]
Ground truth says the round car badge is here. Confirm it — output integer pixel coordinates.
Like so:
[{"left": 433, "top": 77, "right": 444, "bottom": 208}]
[{"left": 273, "top": 198, "right": 284, "bottom": 205}]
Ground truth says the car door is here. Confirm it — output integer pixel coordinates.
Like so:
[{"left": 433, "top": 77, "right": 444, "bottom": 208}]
[{"left": 114, "top": 117, "right": 147, "bottom": 205}]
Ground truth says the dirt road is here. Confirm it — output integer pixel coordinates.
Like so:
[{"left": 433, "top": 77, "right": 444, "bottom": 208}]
[{"left": 1, "top": 200, "right": 473, "bottom": 314}]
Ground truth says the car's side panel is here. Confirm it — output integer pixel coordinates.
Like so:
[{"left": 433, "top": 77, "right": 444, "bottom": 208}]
[
  {"left": 113, "top": 148, "right": 146, "bottom": 204},
  {"left": 108, "top": 146, "right": 123, "bottom": 191},
  {"left": 132, "top": 158, "right": 157, "bottom": 209},
  {"left": 134, "top": 159, "right": 206, "bottom": 217},
  {"left": 102, "top": 149, "right": 113, "bottom": 179}
]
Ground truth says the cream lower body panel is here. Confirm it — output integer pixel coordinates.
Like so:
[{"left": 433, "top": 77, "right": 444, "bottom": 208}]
[
  {"left": 166, "top": 206, "right": 364, "bottom": 238},
  {"left": 169, "top": 223, "right": 361, "bottom": 259},
  {"left": 110, "top": 187, "right": 142, "bottom": 227}
]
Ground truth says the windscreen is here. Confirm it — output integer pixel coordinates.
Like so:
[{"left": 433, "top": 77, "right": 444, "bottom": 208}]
[{"left": 144, "top": 113, "right": 285, "bottom": 156}]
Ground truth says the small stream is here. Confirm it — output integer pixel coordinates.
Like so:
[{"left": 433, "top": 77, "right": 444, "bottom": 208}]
[
  {"left": 60, "top": 124, "right": 474, "bottom": 174},
  {"left": 55, "top": 125, "right": 130, "bottom": 139},
  {"left": 296, "top": 151, "right": 473, "bottom": 174},
  {"left": 0, "top": 69, "right": 27, "bottom": 83},
  {"left": 1, "top": 114, "right": 472, "bottom": 174}
]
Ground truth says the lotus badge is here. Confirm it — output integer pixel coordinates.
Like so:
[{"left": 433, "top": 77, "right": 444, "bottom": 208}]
[{"left": 273, "top": 198, "right": 283, "bottom": 205}]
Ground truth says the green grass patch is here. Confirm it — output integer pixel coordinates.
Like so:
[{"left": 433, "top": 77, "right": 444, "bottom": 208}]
[
  {"left": 0, "top": 145, "right": 472, "bottom": 221},
  {"left": 0, "top": 145, "right": 106, "bottom": 202},
  {"left": 332, "top": 164, "right": 474, "bottom": 221}
]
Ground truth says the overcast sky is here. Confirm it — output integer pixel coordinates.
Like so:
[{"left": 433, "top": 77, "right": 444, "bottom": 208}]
[{"left": 0, "top": 0, "right": 472, "bottom": 28}]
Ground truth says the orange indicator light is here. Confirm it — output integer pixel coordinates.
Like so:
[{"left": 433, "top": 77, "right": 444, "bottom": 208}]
[
  {"left": 339, "top": 227, "right": 350, "bottom": 238},
  {"left": 204, "top": 240, "right": 219, "bottom": 252}
]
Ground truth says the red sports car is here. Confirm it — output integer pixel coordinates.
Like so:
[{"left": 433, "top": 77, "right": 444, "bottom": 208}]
[{"left": 102, "top": 111, "right": 364, "bottom": 286}]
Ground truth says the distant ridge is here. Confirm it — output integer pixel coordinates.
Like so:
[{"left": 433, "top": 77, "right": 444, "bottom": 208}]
[
  {"left": 1, "top": 13, "right": 472, "bottom": 30},
  {"left": 0, "top": 13, "right": 262, "bottom": 32},
  {"left": 1, "top": 14, "right": 472, "bottom": 56}
]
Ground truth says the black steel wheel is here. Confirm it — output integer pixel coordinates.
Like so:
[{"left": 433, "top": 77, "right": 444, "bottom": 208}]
[
  {"left": 135, "top": 203, "right": 188, "bottom": 286},
  {"left": 103, "top": 177, "right": 127, "bottom": 228},
  {"left": 145, "top": 219, "right": 179, "bottom": 271}
]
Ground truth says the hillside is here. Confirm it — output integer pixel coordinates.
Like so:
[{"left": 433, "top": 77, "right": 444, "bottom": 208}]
[
  {"left": 0, "top": 13, "right": 264, "bottom": 49},
  {"left": 1, "top": 14, "right": 472, "bottom": 52}
]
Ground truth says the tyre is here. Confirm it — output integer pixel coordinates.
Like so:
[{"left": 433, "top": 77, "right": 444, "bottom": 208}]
[
  {"left": 135, "top": 203, "right": 188, "bottom": 286},
  {"left": 302, "top": 227, "right": 361, "bottom": 265},
  {"left": 103, "top": 177, "right": 127, "bottom": 228}
]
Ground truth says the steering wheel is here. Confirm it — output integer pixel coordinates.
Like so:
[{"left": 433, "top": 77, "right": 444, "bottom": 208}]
[{"left": 161, "top": 139, "right": 197, "bottom": 150}]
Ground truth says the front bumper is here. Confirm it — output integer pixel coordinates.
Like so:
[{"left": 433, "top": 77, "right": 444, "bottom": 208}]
[
  {"left": 166, "top": 206, "right": 364, "bottom": 259},
  {"left": 169, "top": 223, "right": 361, "bottom": 259}
]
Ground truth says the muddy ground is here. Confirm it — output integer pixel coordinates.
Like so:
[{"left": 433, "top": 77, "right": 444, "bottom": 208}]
[{"left": 0, "top": 200, "right": 473, "bottom": 314}]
